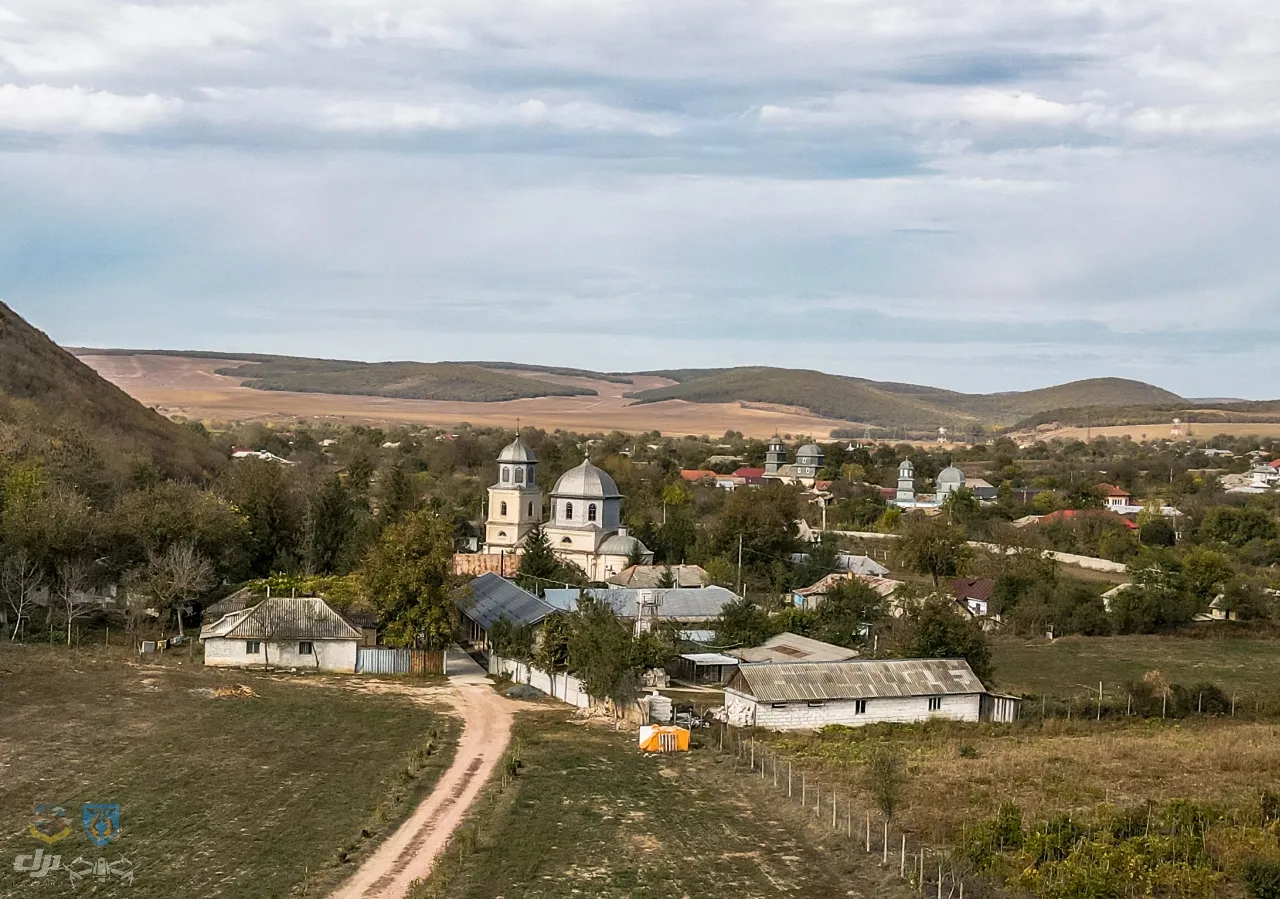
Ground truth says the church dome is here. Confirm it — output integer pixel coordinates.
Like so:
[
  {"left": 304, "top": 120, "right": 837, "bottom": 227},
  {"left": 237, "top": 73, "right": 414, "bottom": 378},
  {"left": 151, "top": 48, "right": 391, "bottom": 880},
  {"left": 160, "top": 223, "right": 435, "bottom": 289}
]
[
  {"left": 797, "top": 443, "right": 821, "bottom": 458},
  {"left": 938, "top": 467, "right": 966, "bottom": 486},
  {"left": 899, "top": 459, "right": 915, "bottom": 475},
  {"left": 598, "top": 532, "right": 651, "bottom": 557},
  {"left": 498, "top": 437, "right": 536, "bottom": 463},
  {"left": 552, "top": 460, "right": 621, "bottom": 499}
]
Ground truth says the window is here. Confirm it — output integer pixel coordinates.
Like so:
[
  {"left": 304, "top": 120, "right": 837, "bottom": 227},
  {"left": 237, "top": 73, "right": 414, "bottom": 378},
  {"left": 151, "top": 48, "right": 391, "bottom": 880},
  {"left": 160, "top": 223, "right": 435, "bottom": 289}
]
[
  {"left": 770, "top": 702, "right": 788, "bottom": 709},
  {"left": 501, "top": 467, "right": 510, "bottom": 483},
  {"left": 854, "top": 699, "right": 868, "bottom": 714},
  {"left": 515, "top": 468, "right": 525, "bottom": 484},
  {"left": 565, "top": 502, "right": 573, "bottom": 520},
  {"left": 299, "top": 641, "right": 314, "bottom": 655},
  {"left": 588, "top": 503, "right": 597, "bottom": 522},
  {"left": 246, "top": 641, "right": 260, "bottom": 654},
  {"left": 807, "top": 700, "right": 825, "bottom": 708},
  {"left": 561, "top": 537, "right": 573, "bottom": 544},
  {"left": 527, "top": 502, "right": 534, "bottom": 517},
  {"left": 928, "top": 697, "right": 943, "bottom": 711},
  {"left": 500, "top": 501, "right": 508, "bottom": 516}
]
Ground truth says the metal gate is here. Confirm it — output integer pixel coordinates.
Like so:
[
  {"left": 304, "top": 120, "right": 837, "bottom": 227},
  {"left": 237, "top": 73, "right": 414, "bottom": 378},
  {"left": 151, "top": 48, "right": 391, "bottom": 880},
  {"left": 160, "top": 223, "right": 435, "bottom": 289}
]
[{"left": 355, "top": 647, "right": 447, "bottom": 675}]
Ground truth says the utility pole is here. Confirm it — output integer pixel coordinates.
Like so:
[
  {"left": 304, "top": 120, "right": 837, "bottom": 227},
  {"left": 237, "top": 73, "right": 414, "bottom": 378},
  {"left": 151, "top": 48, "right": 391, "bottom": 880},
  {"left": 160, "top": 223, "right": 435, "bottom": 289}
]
[{"left": 736, "top": 534, "right": 744, "bottom": 596}]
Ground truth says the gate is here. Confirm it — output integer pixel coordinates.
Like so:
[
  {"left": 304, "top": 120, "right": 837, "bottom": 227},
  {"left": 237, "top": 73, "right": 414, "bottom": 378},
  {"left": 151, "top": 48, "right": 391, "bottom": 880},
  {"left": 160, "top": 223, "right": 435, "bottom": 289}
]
[{"left": 356, "top": 647, "right": 447, "bottom": 675}]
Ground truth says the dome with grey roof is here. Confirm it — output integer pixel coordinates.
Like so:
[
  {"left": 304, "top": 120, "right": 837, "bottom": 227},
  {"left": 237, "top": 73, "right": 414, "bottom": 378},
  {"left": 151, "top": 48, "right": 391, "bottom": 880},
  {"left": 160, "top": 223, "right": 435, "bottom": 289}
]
[
  {"left": 797, "top": 443, "right": 821, "bottom": 456},
  {"left": 552, "top": 460, "right": 622, "bottom": 499},
  {"left": 598, "top": 532, "right": 651, "bottom": 557},
  {"left": 937, "top": 467, "right": 966, "bottom": 486},
  {"left": 498, "top": 436, "right": 537, "bottom": 463}
]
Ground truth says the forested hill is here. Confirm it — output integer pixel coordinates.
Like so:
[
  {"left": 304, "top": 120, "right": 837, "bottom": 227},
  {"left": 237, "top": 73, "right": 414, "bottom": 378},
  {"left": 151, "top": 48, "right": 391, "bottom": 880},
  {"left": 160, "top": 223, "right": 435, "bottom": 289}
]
[
  {"left": 625, "top": 368, "right": 1185, "bottom": 430},
  {"left": 0, "top": 302, "right": 224, "bottom": 484}
]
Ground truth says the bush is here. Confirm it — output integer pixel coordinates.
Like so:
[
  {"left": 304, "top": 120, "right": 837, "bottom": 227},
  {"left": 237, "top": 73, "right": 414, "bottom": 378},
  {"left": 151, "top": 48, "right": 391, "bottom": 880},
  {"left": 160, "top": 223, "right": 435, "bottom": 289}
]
[{"left": 1244, "top": 858, "right": 1280, "bottom": 899}]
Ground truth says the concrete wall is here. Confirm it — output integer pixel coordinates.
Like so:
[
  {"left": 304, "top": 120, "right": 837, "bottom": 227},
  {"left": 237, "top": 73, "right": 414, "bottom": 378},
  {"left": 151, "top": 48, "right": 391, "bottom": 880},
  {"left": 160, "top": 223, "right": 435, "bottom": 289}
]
[
  {"left": 204, "top": 637, "right": 358, "bottom": 672},
  {"left": 490, "top": 654, "right": 592, "bottom": 709},
  {"left": 724, "top": 690, "right": 982, "bottom": 731}
]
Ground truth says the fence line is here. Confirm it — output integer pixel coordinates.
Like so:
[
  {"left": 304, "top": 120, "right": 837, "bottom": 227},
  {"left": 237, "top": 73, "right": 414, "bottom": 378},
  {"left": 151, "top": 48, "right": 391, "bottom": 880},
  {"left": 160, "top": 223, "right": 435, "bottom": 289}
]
[{"left": 719, "top": 725, "right": 976, "bottom": 898}]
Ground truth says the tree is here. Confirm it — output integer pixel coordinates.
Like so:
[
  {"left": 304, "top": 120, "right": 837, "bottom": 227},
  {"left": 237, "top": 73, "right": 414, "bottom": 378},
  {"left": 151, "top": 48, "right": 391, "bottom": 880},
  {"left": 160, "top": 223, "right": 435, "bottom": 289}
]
[
  {"left": 515, "top": 523, "right": 586, "bottom": 595},
  {"left": 535, "top": 613, "right": 573, "bottom": 698},
  {"left": 131, "top": 541, "right": 215, "bottom": 638},
  {"left": 943, "top": 487, "right": 983, "bottom": 528},
  {"left": 864, "top": 744, "right": 909, "bottom": 823},
  {"left": 897, "top": 517, "right": 971, "bottom": 587},
  {"left": 657, "top": 565, "right": 677, "bottom": 589},
  {"left": 711, "top": 596, "right": 779, "bottom": 647},
  {"left": 810, "top": 578, "right": 886, "bottom": 649},
  {"left": 55, "top": 559, "right": 93, "bottom": 646},
  {"left": 360, "top": 508, "right": 456, "bottom": 648},
  {"left": 893, "top": 594, "right": 993, "bottom": 681},
  {"left": 300, "top": 475, "right": 359, "bottom": 576},
  {"left": 1181, "top": 547, "right": 1235, "bottom": 606},
  {"left": 489, "top": 616, "right": 536, "bottom": 681},
  {"left": 566, "top": 593, "right": 640, "bottom": 714},
  {"left": 1139, "top": 516, "right": 1176, "bottom": 548},
  {"left": 1199, "top": 505, "right": 1279, "bottom": 547},
  {"left": 218, "top": 460, "right": 304, "bottom": 577},
  {"left": 1, "top": 551, "right": 43, "bottom": 641},
  {"left": 377, "top": 460, "right": 417, "bottom": 525}
]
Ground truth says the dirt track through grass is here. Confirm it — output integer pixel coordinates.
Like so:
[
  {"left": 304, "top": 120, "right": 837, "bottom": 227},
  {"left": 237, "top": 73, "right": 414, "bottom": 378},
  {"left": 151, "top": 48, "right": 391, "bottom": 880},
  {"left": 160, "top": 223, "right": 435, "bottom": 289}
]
[
  {"left": 0, "top": 645, "right": 456, "bottom": 899},
  {"left": 414, "top": 711, "right": 916, "bottom": 899}
]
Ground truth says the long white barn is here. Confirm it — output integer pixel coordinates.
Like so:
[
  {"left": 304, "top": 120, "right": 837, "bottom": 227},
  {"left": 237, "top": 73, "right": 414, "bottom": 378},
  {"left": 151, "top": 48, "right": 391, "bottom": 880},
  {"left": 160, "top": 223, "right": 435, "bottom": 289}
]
[{"left": 724, "top": 658, "right": 1019, "bottom": 730}]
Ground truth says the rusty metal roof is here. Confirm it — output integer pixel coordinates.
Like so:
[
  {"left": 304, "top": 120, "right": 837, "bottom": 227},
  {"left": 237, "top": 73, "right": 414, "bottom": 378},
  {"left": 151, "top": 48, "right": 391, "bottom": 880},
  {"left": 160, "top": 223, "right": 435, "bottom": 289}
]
[
  {"left": 726, "top": 658, "right": 985, "bottom": 702},
  {"left": 201, "top": 597, "right": 362, "bottom": 641}
]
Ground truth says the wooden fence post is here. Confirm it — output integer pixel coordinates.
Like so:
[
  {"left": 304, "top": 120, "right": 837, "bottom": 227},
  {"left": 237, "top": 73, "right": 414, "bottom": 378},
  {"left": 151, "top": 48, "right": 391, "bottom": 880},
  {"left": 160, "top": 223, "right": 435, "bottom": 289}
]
[
  {"left": 883, "top": 821, "right": 889, "bottom": 864},
  {"left": 900, "top": 834, "right": 906, "bottom": 878},
  {"left": 788, "top": 762, "right": 793, "bottom": 798},
  {"left": 866, "top": 812, "right": 871, "bottom": 853}
]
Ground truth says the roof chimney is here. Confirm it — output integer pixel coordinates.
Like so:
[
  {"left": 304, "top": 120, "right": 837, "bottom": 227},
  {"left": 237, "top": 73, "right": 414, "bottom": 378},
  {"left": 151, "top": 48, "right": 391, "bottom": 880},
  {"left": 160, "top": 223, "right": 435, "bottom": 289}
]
[{"left": 618, "top": 526, "right": 629, "bottom": 538}]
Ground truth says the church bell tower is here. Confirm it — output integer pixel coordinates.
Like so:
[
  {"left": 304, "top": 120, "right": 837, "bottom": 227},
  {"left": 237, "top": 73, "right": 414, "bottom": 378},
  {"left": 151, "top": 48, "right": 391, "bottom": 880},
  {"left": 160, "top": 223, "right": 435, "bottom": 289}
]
[{"left": 484, "top": 437, "right": 544, "bottom": 553}]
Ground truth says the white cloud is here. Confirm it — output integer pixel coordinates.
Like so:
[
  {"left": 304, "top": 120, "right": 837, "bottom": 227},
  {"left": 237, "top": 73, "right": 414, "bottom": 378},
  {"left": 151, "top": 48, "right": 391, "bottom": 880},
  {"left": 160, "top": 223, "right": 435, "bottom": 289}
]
[
  {"left": 0, "top": 83, "right": 180, "bottom": 132},
  {"left": 320, "top": 96, "right": 680, "bottom": 135}
]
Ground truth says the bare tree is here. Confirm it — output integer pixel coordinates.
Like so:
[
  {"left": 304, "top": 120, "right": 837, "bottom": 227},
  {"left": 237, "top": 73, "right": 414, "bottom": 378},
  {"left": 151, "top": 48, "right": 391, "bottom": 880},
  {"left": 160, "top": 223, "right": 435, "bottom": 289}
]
[
  {"left": 56, "top": 560, "right": 93, "bottom": 646},
  {"left": 133, "top": 542, "right": 215, "bottom": 638},
  {"left": 2, "top": 551, "right": 44, "bottom": 642}
]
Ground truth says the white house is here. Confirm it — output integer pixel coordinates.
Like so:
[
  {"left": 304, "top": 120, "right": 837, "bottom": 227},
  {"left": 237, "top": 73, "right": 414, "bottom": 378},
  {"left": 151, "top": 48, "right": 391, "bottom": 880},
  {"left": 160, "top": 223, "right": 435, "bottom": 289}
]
[
  {"left": 200, "top": 597, "right": 361, "bottom": 672},
  {"left": 723, "top": 658, "right": 1019, "bottom": 730}
]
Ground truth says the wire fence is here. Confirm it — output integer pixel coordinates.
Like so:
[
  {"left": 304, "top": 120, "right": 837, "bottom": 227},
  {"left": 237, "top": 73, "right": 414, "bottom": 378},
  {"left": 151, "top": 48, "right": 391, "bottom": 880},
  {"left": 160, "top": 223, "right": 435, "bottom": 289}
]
[{"left": 710, "top": 723, "right": 984, "bottom": 899}]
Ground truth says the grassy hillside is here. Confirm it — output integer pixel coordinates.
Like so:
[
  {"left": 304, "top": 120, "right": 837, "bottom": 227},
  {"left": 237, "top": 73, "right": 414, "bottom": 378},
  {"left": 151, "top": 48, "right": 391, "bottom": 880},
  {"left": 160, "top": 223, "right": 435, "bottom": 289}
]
[
  {"left": 216, "top": 359, "right": 599, "bottom": 402},
  {"left": 625, "top": 368, "right": 1187, "bottom": 430},
  {"left": 460, "top": 361, "right": 634, "bottom": 384},
  {"left": 1014, "top": 399, "right": 1280, "bottom": 430},
  {"left": 0, "top": 303, "right": 224, "bottom": 482}
]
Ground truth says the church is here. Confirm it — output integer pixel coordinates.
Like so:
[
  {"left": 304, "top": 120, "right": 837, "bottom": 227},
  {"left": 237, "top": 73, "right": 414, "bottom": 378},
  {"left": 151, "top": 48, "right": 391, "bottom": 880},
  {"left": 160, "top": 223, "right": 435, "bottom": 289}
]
[{"left": 484, "top": 436, "right": 653, "bottom": 582}]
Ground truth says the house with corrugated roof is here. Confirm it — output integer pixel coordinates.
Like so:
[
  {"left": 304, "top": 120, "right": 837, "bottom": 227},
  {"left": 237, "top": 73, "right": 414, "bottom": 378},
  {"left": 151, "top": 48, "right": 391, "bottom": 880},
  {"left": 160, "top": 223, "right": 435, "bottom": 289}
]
[
  {"left": 200, "top": 597, "right": 362, "bottom": 671},
  {"left": 723, "top": 658, "right": 1019, "bottom": 730},
  {"left": 452, "top": 573, "right": 558, "bottom": 651},
  {"left": 541, "top": 585, "right": 738, "bottom": 633},
  {"left": 607, "top": 564, "right": 710, "bottom": 589},
  {"left": 732, "top": 632, "right": 859, "bottom": 664}
]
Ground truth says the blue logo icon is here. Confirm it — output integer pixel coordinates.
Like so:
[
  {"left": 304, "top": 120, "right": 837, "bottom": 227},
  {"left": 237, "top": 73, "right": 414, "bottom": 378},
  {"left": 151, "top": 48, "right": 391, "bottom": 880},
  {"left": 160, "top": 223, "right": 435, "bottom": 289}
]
[{"left": 81, "top": 804, "right": 121, "bottom": 848}]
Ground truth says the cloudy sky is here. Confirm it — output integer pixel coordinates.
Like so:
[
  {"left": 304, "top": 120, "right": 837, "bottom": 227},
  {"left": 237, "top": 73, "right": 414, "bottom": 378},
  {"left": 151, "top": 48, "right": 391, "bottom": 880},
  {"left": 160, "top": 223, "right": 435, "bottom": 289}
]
[{"left": 1, "top": 0, "right": 1278, "bottom": 396}]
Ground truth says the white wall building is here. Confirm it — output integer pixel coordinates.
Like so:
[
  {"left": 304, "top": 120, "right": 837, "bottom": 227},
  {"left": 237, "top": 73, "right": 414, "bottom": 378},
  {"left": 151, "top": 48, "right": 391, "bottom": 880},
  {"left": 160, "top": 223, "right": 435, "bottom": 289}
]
[
  {"left": 200, "top": 597, "right": 361, "bottom": 672},
  {"left": 723, "top": 658, "right": 1019, "bottom": 730}
]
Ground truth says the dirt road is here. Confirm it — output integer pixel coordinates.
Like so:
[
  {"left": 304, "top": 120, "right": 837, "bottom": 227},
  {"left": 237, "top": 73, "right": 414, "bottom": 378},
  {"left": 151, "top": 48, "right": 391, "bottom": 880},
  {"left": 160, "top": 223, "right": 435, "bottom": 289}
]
[{"left": 328, "top": 650, "right": 512, "bottom": 899}]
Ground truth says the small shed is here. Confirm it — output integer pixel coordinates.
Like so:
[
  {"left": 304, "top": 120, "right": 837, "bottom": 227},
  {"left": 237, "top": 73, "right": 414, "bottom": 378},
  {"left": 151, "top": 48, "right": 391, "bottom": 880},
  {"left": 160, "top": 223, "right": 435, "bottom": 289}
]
[
  {"left": 674, "top": 652, "right": 740, "bottom": 685},
  {"left": 734, "top": 632, "right": 859, "bottom": 664}
]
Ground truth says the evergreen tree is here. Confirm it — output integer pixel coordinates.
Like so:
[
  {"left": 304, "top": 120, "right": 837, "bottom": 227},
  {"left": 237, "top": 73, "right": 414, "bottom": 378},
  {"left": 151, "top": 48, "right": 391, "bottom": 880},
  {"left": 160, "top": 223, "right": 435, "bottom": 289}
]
[
  {"left": 360, "top": 508, "right": 456, "bottom": 648},
  {"left": 515, "top": 523, "right": 586, "bottom": 594}
]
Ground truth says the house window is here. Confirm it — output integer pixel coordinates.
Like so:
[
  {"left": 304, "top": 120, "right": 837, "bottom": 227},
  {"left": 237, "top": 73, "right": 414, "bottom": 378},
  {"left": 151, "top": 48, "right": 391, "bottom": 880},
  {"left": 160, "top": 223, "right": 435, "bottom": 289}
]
[
  {"left": 515, "top": 468, "right": 525, "bottom": 484},
  {"left": 527, "top": 502, "right": 534, "bottom": 517},
  {"left": 501, "top": 467, "right": 510, "bottom": 483},
  {"left": 299, "top": 642, "right": 314, "bottom": 655},
  {"left": 500, "top": 501, "right": 508, "bottom": 516},
  {"left": 928, "top": 697, "right": 943, "bottom": 711},
  {"left": 588, "top": 503, "right": 597, "bottom": 522},
  {"left": 246, "top": 641, "right": 261, "bottom": 654},
  {"left": 561, "top": 537, "right": 572, "bottom": 544},
  {"left": 565, "top": 502, "right": 573, "bottom": 520},
  {"left": 770, "top": 702, "right": 788, "bottom": 709},
  {"left": 854, "top": 700, "right": 867, "bottom": 714},
  {"left": 807, "top": 700, "right": 825, "bottom": 708}
]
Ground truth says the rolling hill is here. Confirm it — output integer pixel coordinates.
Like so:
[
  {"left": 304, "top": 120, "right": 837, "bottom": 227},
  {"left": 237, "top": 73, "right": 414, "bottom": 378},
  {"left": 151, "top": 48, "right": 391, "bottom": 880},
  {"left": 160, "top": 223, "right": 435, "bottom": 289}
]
[
  {"left": 0, "top": 304, "right": 225, "bottom": 482},
  {"left": 624, "top": 368, "right": 1185, "bottom": 431},
  {"left": 77, "top": 351, "right": 601, "bottom": 402}
]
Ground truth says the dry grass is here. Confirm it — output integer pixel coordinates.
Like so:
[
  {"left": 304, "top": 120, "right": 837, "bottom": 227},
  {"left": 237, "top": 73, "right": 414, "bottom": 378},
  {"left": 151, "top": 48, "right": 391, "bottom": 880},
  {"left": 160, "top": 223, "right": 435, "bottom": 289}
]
[
  {"left": 77, "top": 354, "right": 858, "bottom": 438},
  {"left": 0, "top": 643, "right": 456, "bottom": 899},
  {"left": 762, "top": 717, "right": 1280, "bottom": 846}
]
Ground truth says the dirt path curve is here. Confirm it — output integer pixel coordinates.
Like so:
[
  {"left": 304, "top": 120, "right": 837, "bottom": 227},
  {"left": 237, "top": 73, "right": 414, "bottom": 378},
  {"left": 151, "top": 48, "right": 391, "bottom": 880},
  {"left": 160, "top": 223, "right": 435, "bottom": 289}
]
[{"left": 329, "top": 649, "right": 512, "bottom": 899}]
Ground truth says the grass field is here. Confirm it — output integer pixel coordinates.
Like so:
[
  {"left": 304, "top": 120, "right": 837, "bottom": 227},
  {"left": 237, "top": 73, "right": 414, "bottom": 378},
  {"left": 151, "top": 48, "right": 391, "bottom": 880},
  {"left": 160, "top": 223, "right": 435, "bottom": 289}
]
[
  {"left": 413, "top": 711, "right": 916, "bottom": 899},
  {"left": 0, "top": 644, "right": 456, "bottom": 899},
  {"left": 990, "top": 633, "right": 1280, "bottom": 698}
]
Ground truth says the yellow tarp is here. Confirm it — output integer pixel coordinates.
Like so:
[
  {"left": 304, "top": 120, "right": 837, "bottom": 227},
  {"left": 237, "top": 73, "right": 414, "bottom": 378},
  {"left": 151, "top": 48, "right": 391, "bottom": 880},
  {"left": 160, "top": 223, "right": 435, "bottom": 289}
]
[{"left": 638, "top": 725, "right": 690, "bottom": 753}]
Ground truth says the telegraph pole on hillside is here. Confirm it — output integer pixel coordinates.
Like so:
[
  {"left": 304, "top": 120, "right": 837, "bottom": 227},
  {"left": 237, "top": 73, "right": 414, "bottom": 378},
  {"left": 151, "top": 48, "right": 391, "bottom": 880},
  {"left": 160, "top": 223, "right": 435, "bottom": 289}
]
[{"left": 736, "top": 534, "right": 743, "bottom": 596}]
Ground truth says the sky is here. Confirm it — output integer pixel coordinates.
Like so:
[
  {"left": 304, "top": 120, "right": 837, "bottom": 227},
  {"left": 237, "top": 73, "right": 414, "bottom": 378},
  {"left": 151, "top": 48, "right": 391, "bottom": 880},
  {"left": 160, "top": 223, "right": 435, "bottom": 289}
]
[{"left": 1, "top": 1, "right": 1278, "bottom": 397}]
